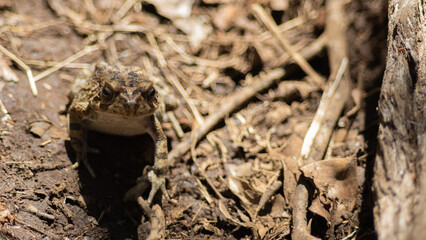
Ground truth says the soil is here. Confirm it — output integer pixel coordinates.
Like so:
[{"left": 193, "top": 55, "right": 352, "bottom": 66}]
[{"left": 0, "top": 0, "right": 387, "bottom": 239}]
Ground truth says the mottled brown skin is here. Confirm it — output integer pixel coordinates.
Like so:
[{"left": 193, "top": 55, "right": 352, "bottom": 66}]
[{"left": 68, "top": 62, "right": 168, "bottom": 203}]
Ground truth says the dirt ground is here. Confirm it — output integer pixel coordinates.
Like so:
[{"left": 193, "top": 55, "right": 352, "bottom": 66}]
[{"left": 0, "top": 0, "right": 387, "bottom": 239}]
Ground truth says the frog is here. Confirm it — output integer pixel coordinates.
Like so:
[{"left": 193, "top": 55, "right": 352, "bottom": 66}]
[{"left": 67, "top": 61, "right": 172, "bottom": 204}]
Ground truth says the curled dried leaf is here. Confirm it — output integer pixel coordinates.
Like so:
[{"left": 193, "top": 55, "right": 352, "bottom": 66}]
[{"left": 301, "top": 157, "right": 358, "bottom": 222}]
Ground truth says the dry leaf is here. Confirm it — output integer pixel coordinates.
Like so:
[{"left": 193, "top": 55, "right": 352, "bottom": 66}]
[
  {"left": 255, "top": 221, "right": 268, "bottom": 239},
  {"left": 218, "top": 199, "right": 250, "bottom": 228},
  {"left": 236, "top": 208, "right": 251, "bottom": 223},
  {"left": 227, "top": 162, "right": 253, "bottom": 177},
  {"left": 301, "top": 157, "right": 358, "bottom": 224},
  {"left": 28, "top": 121, "right": 52, "bottom": 138},
  {"left": 309, "top": 196, "right": 331, "bottom": 222},
  {"left": 227, "top": 175, "right": 252, "bottom": 205},
  {"left": 270, "top": 194, "right": 287, "bottom": 218},
  {"left": 301, "top": 157, "right": 358, "bottom": 212}
]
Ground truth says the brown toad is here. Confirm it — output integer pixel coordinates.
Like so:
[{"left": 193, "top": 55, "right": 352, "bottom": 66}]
[{"left": 67, "top": 62, "right": 170, "bottom": 203}]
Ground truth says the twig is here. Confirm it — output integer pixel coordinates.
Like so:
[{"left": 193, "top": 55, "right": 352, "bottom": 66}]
[
  {"left": 292, "top": 0, "right": 351, "bottom": 239},
  {"left": 255, "top": 180, "right": 282, "bottom": 217},
  {"left": 0, "top": 44, "right": 37, "bottom": 96},
  {"left": 292, "top": 179, "right": 320, "bottom": 240},
  {"left": 167, "top": 112, "right": 184, "bottom": 138},
  {"left": 342, "top": 229, "right": 358, "bottom": 240},
  {"left": 27, "top": 204, "right": 55, "bottom": 221},
  {"left": 191, "top": 202, "right": 205, "bottom": 224},
  {"left": 84, "top": 0, "right": 101, "bottom": 24},
  {"left": 0, "top": 19, "right": 62, "bottom": 35},
  {"left": 194, "top": 175, "right": 214, "bottom": 205},
  {"left": 259, "top": 16, "right": 305, "bottom": 41},
  {"left": 285, "top": 33, "right": 327, "bottom": 66},
  {"left": 112, "top": 0, "right": 139, "bottom": 23},
  {"left": 168, "top": 34, "right": 326, "bottom": 165},
  {"left": 34, "top": 44, "right": 100, "bottom": 82},
  {"left": 345, "top": 63, "right": 364, "bottom": 118},
  {"left": 25, "top": 60, "right": 91, "bottom": 69},
  {"left": 251, "top": 4, "right": 326, "bottom": 88},
  {"left": 106, "top": 37, "right": 119, "bottom": 63},
  {"left": 299, "top": 58, "right": 347, "bottom": 163},
  {"left": 52, "top": 197, "right": 75, "bottom": 222},
  {"left": 75, "top": 22, "right": 151, "bottom": 33},
  {"left": 137, "top": 198, "right": 165, "bottom": 240}
]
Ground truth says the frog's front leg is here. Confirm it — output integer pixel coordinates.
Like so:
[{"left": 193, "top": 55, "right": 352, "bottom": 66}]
[
  {"left": 68, "top": 110, "right": 97, "bottom": 178},
  {"left": 145, "top": 115, "right": 169, "bottom": 203}
]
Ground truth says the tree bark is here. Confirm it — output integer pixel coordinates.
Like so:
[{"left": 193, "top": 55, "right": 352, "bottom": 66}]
[{"left": 374, "top": 0, "right": 426, "bottom": 239}]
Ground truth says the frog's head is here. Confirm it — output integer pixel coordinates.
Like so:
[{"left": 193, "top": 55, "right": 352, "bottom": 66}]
[{"left": 90, "top": 62, "right": 159, "bottom": 117}]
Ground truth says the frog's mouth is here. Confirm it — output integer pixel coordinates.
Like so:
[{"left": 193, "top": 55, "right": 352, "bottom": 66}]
[{"left": 122, "top": 102, "right": 157, "bottom": 117}]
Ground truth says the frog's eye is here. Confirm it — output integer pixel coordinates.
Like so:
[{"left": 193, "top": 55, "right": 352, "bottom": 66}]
[
  {"left": 101, "top": 85, "right": 114, "bottom": 100},
  {"left": 146, "top": 87, "right": 156, "bottom": 100}
]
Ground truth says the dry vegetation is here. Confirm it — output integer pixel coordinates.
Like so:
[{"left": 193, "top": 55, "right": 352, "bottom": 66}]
[{"left": 0, "top": 0, "right": 386, "bottom": 239}]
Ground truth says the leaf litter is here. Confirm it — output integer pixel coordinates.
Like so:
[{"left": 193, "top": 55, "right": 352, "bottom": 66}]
[{"left": 0, "top": 0, "right": 386, "bottom": 239}]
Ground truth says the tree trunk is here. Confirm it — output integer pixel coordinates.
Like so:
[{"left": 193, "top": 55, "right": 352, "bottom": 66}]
[{"left": 374, "top": 0, "right": 426, "bottom": 239}]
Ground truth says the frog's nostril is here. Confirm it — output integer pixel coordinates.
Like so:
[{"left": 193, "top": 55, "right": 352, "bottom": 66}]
[{"left": 125, "top": 99, "right": 136, "bottom": 107}]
